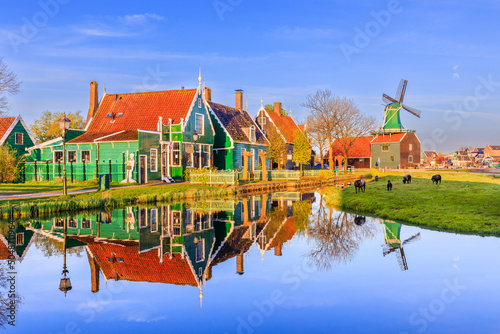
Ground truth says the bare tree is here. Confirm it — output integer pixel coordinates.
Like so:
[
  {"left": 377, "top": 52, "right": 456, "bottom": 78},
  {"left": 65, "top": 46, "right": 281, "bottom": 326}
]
[
  {"left": 0, "top": 58, "right": 21, "bottom": 116},
  {"left": 306, "top": 115, "right": 329, "bottom": 166},
  {"left": 303, "top": 90, "right": 376, "bottom": 172}
]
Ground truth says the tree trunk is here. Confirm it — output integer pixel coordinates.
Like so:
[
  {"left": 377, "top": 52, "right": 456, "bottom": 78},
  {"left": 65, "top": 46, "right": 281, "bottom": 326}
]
[
  {"left": 343, "top": 148, "right": 348, "bottom": 174},
  {"left": 328, "top": 139, "right": 334, "bottom": 170}
]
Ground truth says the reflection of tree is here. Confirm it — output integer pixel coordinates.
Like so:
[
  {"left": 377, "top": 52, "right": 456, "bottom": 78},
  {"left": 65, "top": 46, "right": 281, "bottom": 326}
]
[
  {"left": 292, "top": 200, "right": 312, "bottom": 236},
  {"left": 307, "top": 197, "right": 376, "bottom": 270},
  {"left": 0, "top": 261, "right": 22, "bottom": 328},
  {"left": 33, "top": 234, "right": 83, "bottom": 258}
]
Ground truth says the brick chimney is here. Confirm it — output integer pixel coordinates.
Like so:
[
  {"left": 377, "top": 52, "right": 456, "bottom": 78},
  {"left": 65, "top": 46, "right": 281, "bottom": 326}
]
[
  {"left": 87, "top": 81, "right": 99, "bottom": 123},
  {"left": 86, "top": 250, "right": 100, "bottom": 293},
  {"left": 236, "top": 253, "right": 244, "bottom": 275},
  {"left": 274, "top": 102, "right": 282, "bottom": 116},
  {"left": 203, "top": 87, "right": 212, "bottom": 102},
  {"left": 235, "top": 89, "right": 243, "bottom": 111},
  {"left": 274, "top": 243, "right": 283, "bottom": 256}
]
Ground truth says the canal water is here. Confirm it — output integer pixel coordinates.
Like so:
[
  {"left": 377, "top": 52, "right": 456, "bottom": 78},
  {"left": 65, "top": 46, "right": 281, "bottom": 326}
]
[{"left": 2, "top": 190, "right": 499, "bottom": 333}]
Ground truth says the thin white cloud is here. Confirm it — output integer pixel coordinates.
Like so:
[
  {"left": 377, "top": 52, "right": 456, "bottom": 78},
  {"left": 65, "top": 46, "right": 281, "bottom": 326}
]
[
  {"left": 268, "top": 26, "right": 339, "bottom": 40},
  {"left": 119, "top": 13, "right": 165, "bottom": 25},
  {"left": 76, "top": 28, "right": 133, "bottom": 37}
]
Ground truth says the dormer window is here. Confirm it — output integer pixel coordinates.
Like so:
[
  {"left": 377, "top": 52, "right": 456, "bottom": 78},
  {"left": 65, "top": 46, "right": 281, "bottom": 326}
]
[
  {"left": 250, "top": 125, "right": 256, "bottom": 143},
  {"left": 106, "top": 113, "right": 113, "bottom": 118},
  {"left": 116, "top": 113, "right": 124, "bottom": 118}
]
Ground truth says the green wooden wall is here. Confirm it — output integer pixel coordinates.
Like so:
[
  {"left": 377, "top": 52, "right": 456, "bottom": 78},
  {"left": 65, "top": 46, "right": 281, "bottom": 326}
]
[
  {"left": 371, "top": 142, "right": 401, "bottom": 168},
  {"left": 2, "top": 120, "right": 35, "bottom": 156}
]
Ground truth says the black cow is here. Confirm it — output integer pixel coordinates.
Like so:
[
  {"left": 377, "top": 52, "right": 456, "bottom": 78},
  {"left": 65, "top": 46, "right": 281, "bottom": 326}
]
[
  {"left": 354, "top": 179, "right": 366, "bottom": 193},
  {"left": 387, "top": 180, "right": 393, "bottom": 191},
  {"left": 403, "top": 174, "right": 412, "bottom": 184},
  {"left": 431, "top": 174, "right": 442, "bottom": 184},
  {"left": 354, "top": 216, "right": 366, "bottom": 226},
  {"left": 374, "top": 175, "right": 380, "bottom": 181}
]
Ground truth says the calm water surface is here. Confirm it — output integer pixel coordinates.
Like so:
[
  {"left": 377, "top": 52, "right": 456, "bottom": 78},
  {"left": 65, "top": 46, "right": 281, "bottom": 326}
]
[{"left": 2, "top": 191, "right": 500, "bottom": 333}]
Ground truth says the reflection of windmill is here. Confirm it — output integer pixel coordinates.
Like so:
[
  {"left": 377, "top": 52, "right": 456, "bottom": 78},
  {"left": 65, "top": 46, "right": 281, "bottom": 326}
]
[
  {"left": 382, "top": 221, "right": 420, "bottom": 271},
  {"left": 381, "top": 79, "right": 421, "bottom": 132}
]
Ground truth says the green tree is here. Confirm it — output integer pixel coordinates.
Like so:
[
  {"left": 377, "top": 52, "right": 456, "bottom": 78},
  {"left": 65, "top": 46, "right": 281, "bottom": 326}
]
[
  {"left": 0, "top": 146, "right": 20, "bottom": 183},
  {"left": 292, "top": 130, "right": 311, "bottom": 175},
  {"left": 267, "top": 127, "right": 286, "bottom": 170},
  {"left": 292, "top": 200, "right": 312, "bottom": 235},
  {"left": 30, "top": 110, "right": 85, "bottom": 142},
  {"left": 264, "top": 104, "right": 288, "bottom": 116},
  {"left": 0, "top": 57, "right": 21, "bottom": 116}
]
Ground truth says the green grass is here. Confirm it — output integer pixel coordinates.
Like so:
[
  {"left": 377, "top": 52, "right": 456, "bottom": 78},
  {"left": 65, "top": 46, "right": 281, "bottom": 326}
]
[
  {"left": 324, "top": 173, "right": 500, "bottom": 235},
  {"left": 0, "top": 179, "right": 134, "bottom": 195}
]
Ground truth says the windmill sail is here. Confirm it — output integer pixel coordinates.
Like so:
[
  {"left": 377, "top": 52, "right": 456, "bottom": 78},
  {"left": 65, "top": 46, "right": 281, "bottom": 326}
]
[
  {"left": 402, "top": 104, "right": 421, "bottom": 118},
  {"left": 382, "top": 93, "right": 397, "bottom": 104},
  {"left": 395, "top": 79, "right": 408, "bottom": 103}
]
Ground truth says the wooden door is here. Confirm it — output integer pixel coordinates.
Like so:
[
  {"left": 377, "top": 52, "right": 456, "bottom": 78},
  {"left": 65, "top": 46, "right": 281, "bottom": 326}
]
[{"left": 140, "top": 155, "right": 147, "bottom": 184}]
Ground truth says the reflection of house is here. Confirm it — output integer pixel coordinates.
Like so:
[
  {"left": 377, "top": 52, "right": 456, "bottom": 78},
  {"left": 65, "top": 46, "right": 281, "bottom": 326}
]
[
  {"left": 324, "top": 136, "right": 372, "bottom": 169},
  {"left": 0, "top": 222, "right": 35, "bottom": 262},
  {"left": 0, "top": 115, "right": 37, "bottom": 156},
  {"left": 208, "top": 90, "right": 270, "bottom": 171}
]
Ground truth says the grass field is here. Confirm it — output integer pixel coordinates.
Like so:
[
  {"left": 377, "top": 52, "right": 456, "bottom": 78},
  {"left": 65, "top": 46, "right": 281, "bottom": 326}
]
[
  {"left": 324, "top": 172, "right": 500, "bottom": 235},
  {"left": 0, "top": 180, "right": 99, "bottom": 195}
]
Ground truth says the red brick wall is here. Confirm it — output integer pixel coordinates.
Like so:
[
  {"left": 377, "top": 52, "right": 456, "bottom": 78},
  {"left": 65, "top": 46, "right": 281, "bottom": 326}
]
[{"left": 400, "top": 133, "right": 421, "bottom": 168}]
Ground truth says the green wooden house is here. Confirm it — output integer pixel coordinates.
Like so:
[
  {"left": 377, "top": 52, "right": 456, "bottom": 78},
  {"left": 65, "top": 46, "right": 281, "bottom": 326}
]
[
  {"left": 26, "top": 74, "right": 215, "bottom": 183},
  {"left": 0, "top": 115, "right": 37, "bottom": 156},
  {"left": 207, "top": 90, "right": 270, "bottom": 170}
]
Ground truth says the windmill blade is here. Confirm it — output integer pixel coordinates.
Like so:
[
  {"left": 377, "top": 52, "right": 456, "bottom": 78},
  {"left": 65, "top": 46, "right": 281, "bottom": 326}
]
[
  {"left": 382, "top": 93, "right": 398, "bottom": 105},
  {"left": 395, "top": 79, "right": 408, "bottom": 103},
  {"left": 402, "top": 104, "right": 421, "bottom": 118},
  {"left": 402, "top": 233, "right": 421, "bottom": 246}
]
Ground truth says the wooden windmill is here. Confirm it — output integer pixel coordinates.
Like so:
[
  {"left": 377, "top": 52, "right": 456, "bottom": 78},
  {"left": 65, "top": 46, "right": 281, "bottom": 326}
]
[{"left": 381, "top": 79, "right": 421, "bottom": 132}]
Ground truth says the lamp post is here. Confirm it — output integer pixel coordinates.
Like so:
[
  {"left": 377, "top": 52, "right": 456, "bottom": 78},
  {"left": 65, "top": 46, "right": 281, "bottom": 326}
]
[
  {"left": 58, "top": 114, "right": 71, "bottom": 196},
  {"left": 192, "top": 130, "right": 199, "bottom": 169},
  {"left": 59, "top": 217, "right": 72, "bottom": 296}
]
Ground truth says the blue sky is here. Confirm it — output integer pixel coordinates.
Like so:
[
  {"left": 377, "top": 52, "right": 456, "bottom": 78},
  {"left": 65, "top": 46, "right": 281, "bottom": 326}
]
[{"left": 1, "top": 0, "right": 499, "bottom": 152}]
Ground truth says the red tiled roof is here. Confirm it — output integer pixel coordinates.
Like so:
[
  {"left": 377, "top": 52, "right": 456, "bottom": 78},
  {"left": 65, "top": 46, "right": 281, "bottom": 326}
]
[
  {"left": 265, "top": 109, "right": 302, "bottom": 143},
  {"left": 79, "top": 237, "right": 197, "bottom": 286},
  {"left": 70, "top": 89, "right": 197, "bottom": 144},
  {"left": 298, "top": 124, "right": 305, "bottom": 132},
  {"left": 487, "top": 145, "right": 500, "bottom": 151},
  {"left": 325, "top": 136, "right": 373, "bottom": 158},
  {"left": 0, "top": 117, "right": 16, "bottom": 140},
  {"left": 0, "top": 241, "right": 11, "bottom": 260},
  {"left": 371, "top": 133, "right": 406, "bottom": 143}
]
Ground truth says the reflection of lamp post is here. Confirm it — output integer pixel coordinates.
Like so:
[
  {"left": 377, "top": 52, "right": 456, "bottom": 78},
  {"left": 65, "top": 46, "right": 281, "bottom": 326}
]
[
  {"left": 192, "top": 130, "right": 199, "bottom": 169},
  {"left": 58, "top": 114, "right": 71, "bottom": 196},
  {"left": 59, "top": 217, "right": 72, "bottom": 296}
]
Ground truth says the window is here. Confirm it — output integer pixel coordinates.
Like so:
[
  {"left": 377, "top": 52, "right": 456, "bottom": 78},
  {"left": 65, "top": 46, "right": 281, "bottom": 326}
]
[
  {"left": 195, "top": 238, "right": 205, "bottom": 262},
  {"left": 382, "top": 145, "right": 389, "bottom": 152},
  {"left": 16, "top": 233, "right": 24, "bottom": 246},
  {"left": 198, "top": 98, "right": 202, "bottom": 108},
  {"left": 82, "top": 218, "right": 91, "bottom": 229},
  {"left": 117, "top": 112, "right": 124, "bottom": 117},
  {"left": 409, "top": 144, "right": 413, "bottom": 151},
  {"left": 150, "top": 149, "right": 158, "bottom": 172},
  {"left": 81, "top": 150, "right": 91, "bottom": 163},
  {"left": 106, "top": 113, "right": 113, "bottom": 118},
  {"left": 409, "top": 155, "right": 413, "bottom": 163},
  {"left": 250, "top": 126, "right": 256, "bottom": 143},
  {"left": 15, "top": 133, "right": 23, "bottom": 145},
  {"left": 55, "top": 219, "right": 64, "bottom": 228},
  {"left": 172, "top": 211, "right": 182, "bottom": 235},
  {"left": 54, "top": 151, "right": 63, "bottom": 162},
  {"left": 258, "top": 116, "right": 266, "bottom": 125},
  {"left": 241, "top": 148, "right": 246, "bottom": 167},
  {"left": 185, "top": 143, "right": 194, "bottom": 167},
  {"left": 68, "top": 151, "right": 77, "bottom": 162},
  {"left": 287, "top": 154, "right": 292, "bottom": 161},
  {"left": 195, "top": 113, "right": 204, "bottom": 136},
  {"left": 172, "top": 142, "right": 181, "bottom": 166},
  {"left": 390, "top": 156, "right": 395, "bottom": 162},
  {"left": 150, "top": 209, "right": 158, "bottom": 232},
  {"left": 68, "top": 218, "right": 77, "bottom": 228}
]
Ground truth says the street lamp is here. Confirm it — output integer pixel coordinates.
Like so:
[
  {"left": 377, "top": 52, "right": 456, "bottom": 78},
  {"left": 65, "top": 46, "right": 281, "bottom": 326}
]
[
  {"left": 58, "top": 114, "right": 71, "bottom": 196},
  {"left": 59, "top": 217, "right": 72, "bottom": 296}
]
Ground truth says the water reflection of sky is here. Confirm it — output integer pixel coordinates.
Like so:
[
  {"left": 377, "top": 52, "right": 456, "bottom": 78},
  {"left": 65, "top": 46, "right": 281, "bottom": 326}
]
[{"left": 5, "top": 193, "right": 500, "bottom": 334}]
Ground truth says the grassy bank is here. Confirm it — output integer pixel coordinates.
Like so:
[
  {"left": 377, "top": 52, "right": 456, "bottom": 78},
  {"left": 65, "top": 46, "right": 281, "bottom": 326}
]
[
  {"left": 0, "top": 184, "right": 235, "bottom": 218},
  {"left": 324, "top": 173, "right": 500, "bottom": 235}
]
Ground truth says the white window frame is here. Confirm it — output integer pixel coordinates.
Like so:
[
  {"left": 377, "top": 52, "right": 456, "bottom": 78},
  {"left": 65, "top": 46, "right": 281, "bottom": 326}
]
[
  {"left": 150, "top": 148, "right": 158, "bottom": 172},
  {"left": 15, "top": 133, "right": 23, "bottom": 145},
  {"left": 195, "top": 113, "right": 204, "bottom": 136},
  {"left": 409, "top": 155, "right": 413, "bottom": 163},
  {"left": 81, "top": 150, "right": 91, "bottom": 163},
  {"left": 150, "top": 208, "right": 158, "bottom": 232},
  {"left": 258, "top": 115, "right": 266, "bottom": 125},
  {"left": 195, "top": 238, "right": 205, "bottom": 262},
  {"left": 53, "top": 150, "right": 63, "bottom": 162},
  {"left": 140, "top": 208, "right": 148, "bottom": 228},
  {"left": 67, "top": 150, "right": 77, "bottom": 163},
  {"left": 172, "top": 142, "right": 181, "bottom": 167},
  {"left": 250, "top": 125, "right": 256, "bottom": 143},
  {"left": 409, "top": 144, "right": 413, "bottom": 151}
]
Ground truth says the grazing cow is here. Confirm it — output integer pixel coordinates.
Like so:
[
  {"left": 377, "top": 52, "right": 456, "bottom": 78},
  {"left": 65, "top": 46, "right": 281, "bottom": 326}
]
[
  {"left": 354, "top": 179, "right": 366, "bottom": 193},
  {"left": 431, "top": 174, "right": 442, "bottom": 184},
  {"left": 387, "top": 180, "right": 393, "bottom": 191},
  {"left": 374, "top": 175, "right": 380, "bottom": 181},
  {"left": 403, "top": 174, "right": 412, "bottom": 184},
  {"left": 354, "top": 216, "right": 366, "bottom": 226}
]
